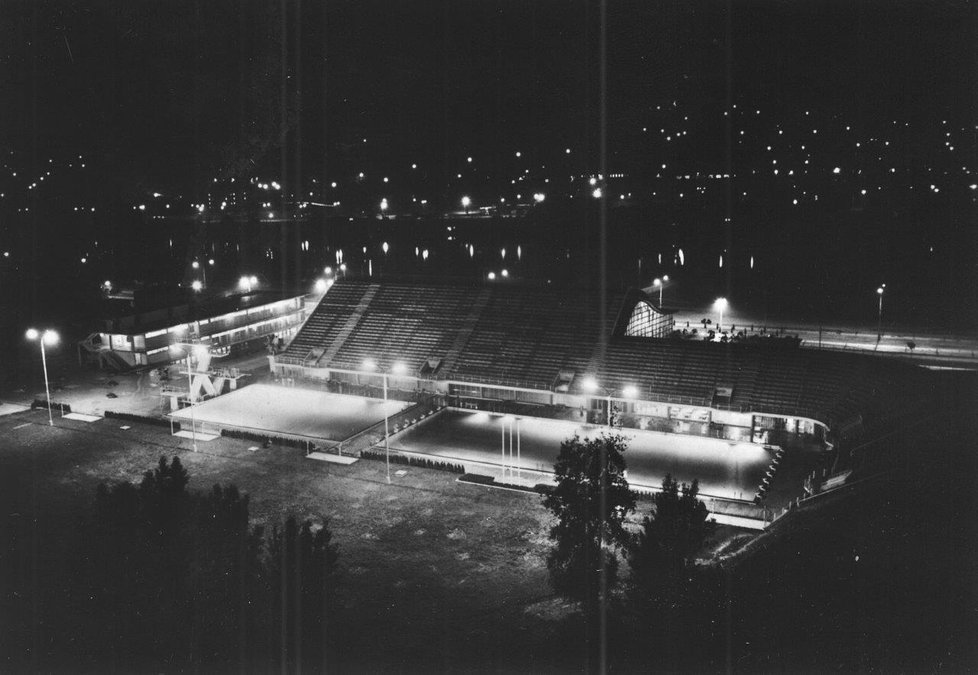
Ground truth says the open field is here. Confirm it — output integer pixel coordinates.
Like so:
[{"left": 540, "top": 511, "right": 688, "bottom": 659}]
[{"left": 0, "top": 408, "right": 601, "bottom": 671}]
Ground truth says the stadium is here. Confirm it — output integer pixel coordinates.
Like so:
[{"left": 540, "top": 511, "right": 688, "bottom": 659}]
[{"left": 166, "top": 277, "right": 940, "bottom": 526}]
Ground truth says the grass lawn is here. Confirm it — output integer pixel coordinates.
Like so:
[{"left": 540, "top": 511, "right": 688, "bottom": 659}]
[{"left": 0, "top": 409, "right": 600, "bottom": 671}]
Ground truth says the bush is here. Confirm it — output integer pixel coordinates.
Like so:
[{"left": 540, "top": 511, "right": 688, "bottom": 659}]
[
  {"left": 219, "top": 428, "right": 314, "bottom": 451},
  {"left": 360, "top": 450, "right": 464, "bottom": 474},
  {"left": 32, "top": 399, "right": 71, "bottom": 413},
  {"left": 458, "top": 473, "right": 496, "bottom": 485},
  {"left": 104, "top": 410, "right": 178, "bottom": 430}
]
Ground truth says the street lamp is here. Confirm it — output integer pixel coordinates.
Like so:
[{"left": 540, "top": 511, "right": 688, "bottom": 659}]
[
  {"left": 363, "top": 359, "right": 407, "bottom": 483},
  {"left": 192, "top": 260, "right": 208, "bottom": 286},
  {"left": 26, "top": 328, "right": 58, "bottom": 426},
  {"left": 380, "top": 198, "right": 388, "bottom": 217},
  {"left": 652, "top": 275, "right": 670, "bottom": 306},
  {"left": 170, "top": 343, "right": 208, "bottom": 452},
  {"left": 461, "top": 196, "right": 471, "bottom": 213},
  {"left": 714, "top": 297, "right": 728, "bottom": 334},
  {"left": 339, "top": 263, "right": 347, "bottom": 279},
  {"left": 876, "top": 285, "right": 886, "bottom": 340},
  {"left": 581, "top": 376, "right": 613, "bottom": 427},
  {"left": 191, "top": 280, "right": 203, "bottom": 292}
]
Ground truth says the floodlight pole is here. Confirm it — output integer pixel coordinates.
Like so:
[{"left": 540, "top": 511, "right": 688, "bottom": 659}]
[
  {"left": 39, "top": 338, "right": 53, "bottom": 426},
  {"left": 383, "top": 372, "right": 390, "bottom": 484},
  {"left": 186, "top": 353, "right": 198, "bottom": 452},
  {"left": 876, "top": 288, "right": 884, "bottom": 341},
  {"left": 516, "top": 417, "right": 521, "bottom": 482}
]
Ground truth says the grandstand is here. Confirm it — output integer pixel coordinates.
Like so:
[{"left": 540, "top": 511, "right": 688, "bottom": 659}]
[{"left": 273, "top": 279, "right": 937, "bottom": 447}]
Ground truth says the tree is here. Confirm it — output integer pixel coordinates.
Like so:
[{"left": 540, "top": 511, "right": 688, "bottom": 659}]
[
  {"left": 75, "top": 456, "right": 339, "bottom": 671},
  {"left": 628, "top": 474, "right": 714, "bottom": 597},
  {"left": 262, "top": 516, "right": 340, "bottom": 673},
  {"left": 543, "top": 434, "right": 636, "bottom": 602}
]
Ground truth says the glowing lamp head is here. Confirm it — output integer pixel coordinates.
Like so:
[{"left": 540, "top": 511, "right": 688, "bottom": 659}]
[
  {"left": 663, "top": 275, "right": 669, "bottom": 282},
  {"left": 391, "top": 362, "right": 408, "bottom": 375},
  {"left": 877, "top": 287, "right": 884, "bottom": 295},
  {"left": 191, "top": 280, "right": 202, "bottom": 292},
  {"left": 362, "top": 358, "right": 377, "bottom": 372},
  {"left": 461, "top": 196, "right": 471, "bottom": 208},
  {"left": 714, "top": 297, "right": 728, "bottom": 310},
  {"left": 26, "top": 328, "right": 58, "bottom": 345},
  {"left": 581, "top": 376, "right": 599, "bottom": 393},
  {"left": 249, "top": 275, "right": 258, "bottom": 286},
  {"left": 192, "top": 261, "right": 199, "bottom": 269},
  {"left": 239, "top": 276, "right": 250, "bottom": 291},
  {"left": 487, "top": 272, "right": 496, "bottom": 281},
  {"left": 653, "top": 278, "right": 661, "bottom": 287},
  {"left": 314, "top": 279, "right": 328, "bottom": 293},
  {"left": 622, "top": 385, "right": 639, "bottom": 399}
]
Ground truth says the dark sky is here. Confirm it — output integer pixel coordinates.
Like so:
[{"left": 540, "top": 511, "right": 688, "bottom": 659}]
[{"left": 1, "top": 0, "right": 974, "bottom": 194}]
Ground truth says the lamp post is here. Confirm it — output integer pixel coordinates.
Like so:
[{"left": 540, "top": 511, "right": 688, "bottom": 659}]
[
  {"left": 582, "top": 376, "right": 614, "bottom": 427},
  {"left": 26, "top": 328, "right": 58, "bottom": 426},
  {"left": 714, "top": 297, "right": 728, "bottom": 334},
  {"left": 364, "top": 359, "right": 407, "bottom": 483},
  {"left": 652, "top": 275, "right": 670, "bottom": 306},
  {"left": 170, "top": 343, "right": 208, "bottom": 452},
  {"left": 876, "top": 285, "right": 885, "bottom": 341}
]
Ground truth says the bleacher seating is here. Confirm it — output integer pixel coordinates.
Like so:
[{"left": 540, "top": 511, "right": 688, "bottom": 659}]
[{"left": 278, "top": 279, "right": 933, "bottom": 428}]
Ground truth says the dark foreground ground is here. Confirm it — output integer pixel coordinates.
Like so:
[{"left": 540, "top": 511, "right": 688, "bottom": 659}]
[{"left": 1, "top": 382, "right": 976, "bottom": 672}]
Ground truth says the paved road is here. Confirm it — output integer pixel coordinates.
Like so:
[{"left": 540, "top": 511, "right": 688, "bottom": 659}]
[{"left": 671, "top": 307, "right": 978, "bottom": 367}]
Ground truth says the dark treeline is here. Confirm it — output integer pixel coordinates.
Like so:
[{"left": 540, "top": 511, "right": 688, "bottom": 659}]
[{"left": 4, "top": 456, "right": 337, "bottom": 673}]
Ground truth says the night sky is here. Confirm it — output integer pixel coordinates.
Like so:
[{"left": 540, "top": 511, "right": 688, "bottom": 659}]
[
  {"left": 2, "top": 1, "right": 974, "bottom": 192},
  {"left": 0, "top": 1, "right": 975, "bottom": 328}
]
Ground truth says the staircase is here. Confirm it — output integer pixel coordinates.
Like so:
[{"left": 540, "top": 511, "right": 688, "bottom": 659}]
[
  {"left": 440, "top": 287, "right": 492, "bottom": 376},
  {"left": 315, "top": 284, "right": 380, "bottom": 366}
]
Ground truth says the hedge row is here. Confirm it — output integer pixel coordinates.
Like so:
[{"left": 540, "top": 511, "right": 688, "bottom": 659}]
[
  {"left": 104, "top": 410, "right": 179, "bottom": 430},
  {"left": 457, "top": 474, "right": 552, "bottom": 495},
  {"left": 31, "top": 399, "right": 71, "bottom": 414},
  {"left": 360, "top": 450, "right": 464, "bottom": 474},
  {"left": 219, "top": 428, "right": 316, "bottom": 450}
]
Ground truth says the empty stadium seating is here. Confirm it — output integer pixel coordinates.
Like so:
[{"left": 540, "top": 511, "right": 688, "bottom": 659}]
[{"left": 277, "top": 279, "right": 932, "bottom": 430}]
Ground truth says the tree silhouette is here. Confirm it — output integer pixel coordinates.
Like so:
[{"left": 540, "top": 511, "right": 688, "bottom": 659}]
[
  {"left": 75, "top": 456, "right": 338, "bottom": 671},
  {"left": 628, "top": 474, "right": 714, "bottom": 597},
  {"left": 543, "top": 434, "right": 635, "bottom": 601}
]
